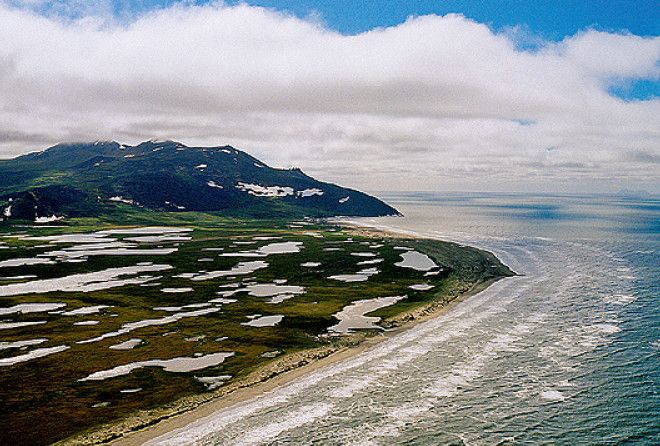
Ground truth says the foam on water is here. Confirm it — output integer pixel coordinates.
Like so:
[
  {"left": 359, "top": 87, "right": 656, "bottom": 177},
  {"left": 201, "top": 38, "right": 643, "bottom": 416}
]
[
  {"left": 230, "top": 404, "right": 332, "bottom": 446},
  {"left": 540, "top": 390, "right": 566, "bottom": 401},
  {"left": 143, "top": 194, "right": 658, "bottom": 445}
]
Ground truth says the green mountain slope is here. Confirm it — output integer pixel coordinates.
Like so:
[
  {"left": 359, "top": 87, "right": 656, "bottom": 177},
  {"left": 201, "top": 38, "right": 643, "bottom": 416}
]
[{"left": 0, "top": 140, "right": 399, "bottom": 220}]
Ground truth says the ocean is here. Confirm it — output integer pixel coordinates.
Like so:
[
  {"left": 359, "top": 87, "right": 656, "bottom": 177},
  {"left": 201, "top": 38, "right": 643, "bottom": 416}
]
[{"left": 147, "top": 193, "right": 659, "bottom": 445}]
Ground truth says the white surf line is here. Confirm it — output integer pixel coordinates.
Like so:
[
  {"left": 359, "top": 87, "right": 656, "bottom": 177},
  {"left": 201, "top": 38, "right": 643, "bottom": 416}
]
[
  {"left": 341, "top": 243, "right": 628, "bottom": 444},
  {"left": 263, "top": 262, "right": 552, "bottom": 444},
  {"left": 145, "top": 274, "right": 523, "bottom": 445},
  {"left": 146, "top": 229, "right": 556, "bottom": 444},
  {"left": 144, "top": 218, "right": 636, "bottom": 444},
  {"left": 338, "top": 316, "right": 547, "bottom": 444},
  {"left": 231, "top": 404, "right": 333, "bottom": 446},
  {"left": 176, "top": 278, "right": 527, "bottom": 444}
]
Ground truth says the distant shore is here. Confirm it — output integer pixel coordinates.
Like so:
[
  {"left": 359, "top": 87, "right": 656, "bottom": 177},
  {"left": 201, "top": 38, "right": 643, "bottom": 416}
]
[{"left": 59, "top": 225, "right": 511, "bottom": 446}]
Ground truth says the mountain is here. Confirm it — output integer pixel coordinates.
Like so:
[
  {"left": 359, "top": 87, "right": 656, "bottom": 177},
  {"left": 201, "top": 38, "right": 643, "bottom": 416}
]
[{"left": 0, "top": 140, "right": 399, "bottom": 221}]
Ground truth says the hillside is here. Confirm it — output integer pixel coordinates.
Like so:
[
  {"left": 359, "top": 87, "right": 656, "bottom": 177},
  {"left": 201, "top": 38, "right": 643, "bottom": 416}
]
[{"left": 0, "top": 140, "right": 399, "bottom": 220}]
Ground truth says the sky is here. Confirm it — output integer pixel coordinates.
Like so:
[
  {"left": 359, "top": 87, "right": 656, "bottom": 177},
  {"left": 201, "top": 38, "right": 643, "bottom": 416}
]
[{"left": 0, "top": 1, "right": 658, "bottom": 194}]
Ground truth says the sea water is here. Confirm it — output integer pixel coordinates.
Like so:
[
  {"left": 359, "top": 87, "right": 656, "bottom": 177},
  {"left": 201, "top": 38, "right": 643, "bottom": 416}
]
[{"left": 148, "top": 193, "right": 659, "bottom": 445}]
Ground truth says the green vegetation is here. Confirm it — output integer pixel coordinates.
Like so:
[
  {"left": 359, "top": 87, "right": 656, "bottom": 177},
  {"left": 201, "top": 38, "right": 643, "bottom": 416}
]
[
  {"left": 0, "top": 140, "right": 399, "bottom": 220},
  {"left": 0, "top": 214, "right": 512, "bottom": 446}
]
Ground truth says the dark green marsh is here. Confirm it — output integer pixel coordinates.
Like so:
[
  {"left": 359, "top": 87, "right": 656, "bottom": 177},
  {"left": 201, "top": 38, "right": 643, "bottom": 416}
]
[{"left": 0, "top": 213, "right": 511, "bottom": 445}]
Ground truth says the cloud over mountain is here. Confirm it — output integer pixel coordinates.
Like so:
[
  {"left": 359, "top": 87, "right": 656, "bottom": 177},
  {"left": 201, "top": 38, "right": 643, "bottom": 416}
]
[{"left": 0, "top": 2, "right": 658, "bottom": 192}]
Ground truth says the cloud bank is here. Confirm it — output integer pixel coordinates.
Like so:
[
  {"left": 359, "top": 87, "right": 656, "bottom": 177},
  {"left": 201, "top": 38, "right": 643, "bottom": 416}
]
[{"left": 0, "top": 2, "right": 658, "bottom": 192}]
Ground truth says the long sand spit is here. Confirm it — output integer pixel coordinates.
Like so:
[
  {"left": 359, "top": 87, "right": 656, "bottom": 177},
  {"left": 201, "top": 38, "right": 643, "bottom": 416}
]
[{"left": 58, "top": 226, "right": 508, "bottom": 446}]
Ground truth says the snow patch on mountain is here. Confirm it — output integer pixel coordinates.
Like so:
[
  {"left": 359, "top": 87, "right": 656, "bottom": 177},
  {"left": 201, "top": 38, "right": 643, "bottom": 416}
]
[
  {"left": 236, "top": 182, "right": 294, "bottom": 197},
  {"left": 109, "top": 196, "right": 134, "bottom": 205},
  {"left": 297, "top": 188, "right": 324, "bottom": 197},
  {"left": 35, "top": 215, "right": 64, "bottom": 223}
]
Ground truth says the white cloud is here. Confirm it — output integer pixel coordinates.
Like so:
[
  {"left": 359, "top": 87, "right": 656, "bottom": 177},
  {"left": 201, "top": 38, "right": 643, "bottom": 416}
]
[{"left": 0, "top": 2, "right": 658, "bottom": 193}]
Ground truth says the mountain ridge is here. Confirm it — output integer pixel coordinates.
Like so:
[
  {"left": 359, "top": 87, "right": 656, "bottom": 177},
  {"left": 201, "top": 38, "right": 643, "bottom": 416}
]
[{"left": 0, "top": 140, "right": 399, "bottom": 221}]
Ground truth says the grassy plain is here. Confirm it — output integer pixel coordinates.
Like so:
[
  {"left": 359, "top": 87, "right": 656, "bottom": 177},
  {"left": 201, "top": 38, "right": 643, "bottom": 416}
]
[{"left": 0, "top": 212, "right": 512, "bottom": 445}]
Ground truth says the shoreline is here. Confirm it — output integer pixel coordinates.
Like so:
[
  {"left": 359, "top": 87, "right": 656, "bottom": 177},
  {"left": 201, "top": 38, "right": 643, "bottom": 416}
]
[{"left": 60, "top": 225, "right": 511, "bottom": 446}]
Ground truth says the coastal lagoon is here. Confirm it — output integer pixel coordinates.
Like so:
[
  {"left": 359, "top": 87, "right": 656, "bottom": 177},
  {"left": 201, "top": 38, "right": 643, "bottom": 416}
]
[{"left": 144, "top": 193, "right": 658, "bottom": 445}]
